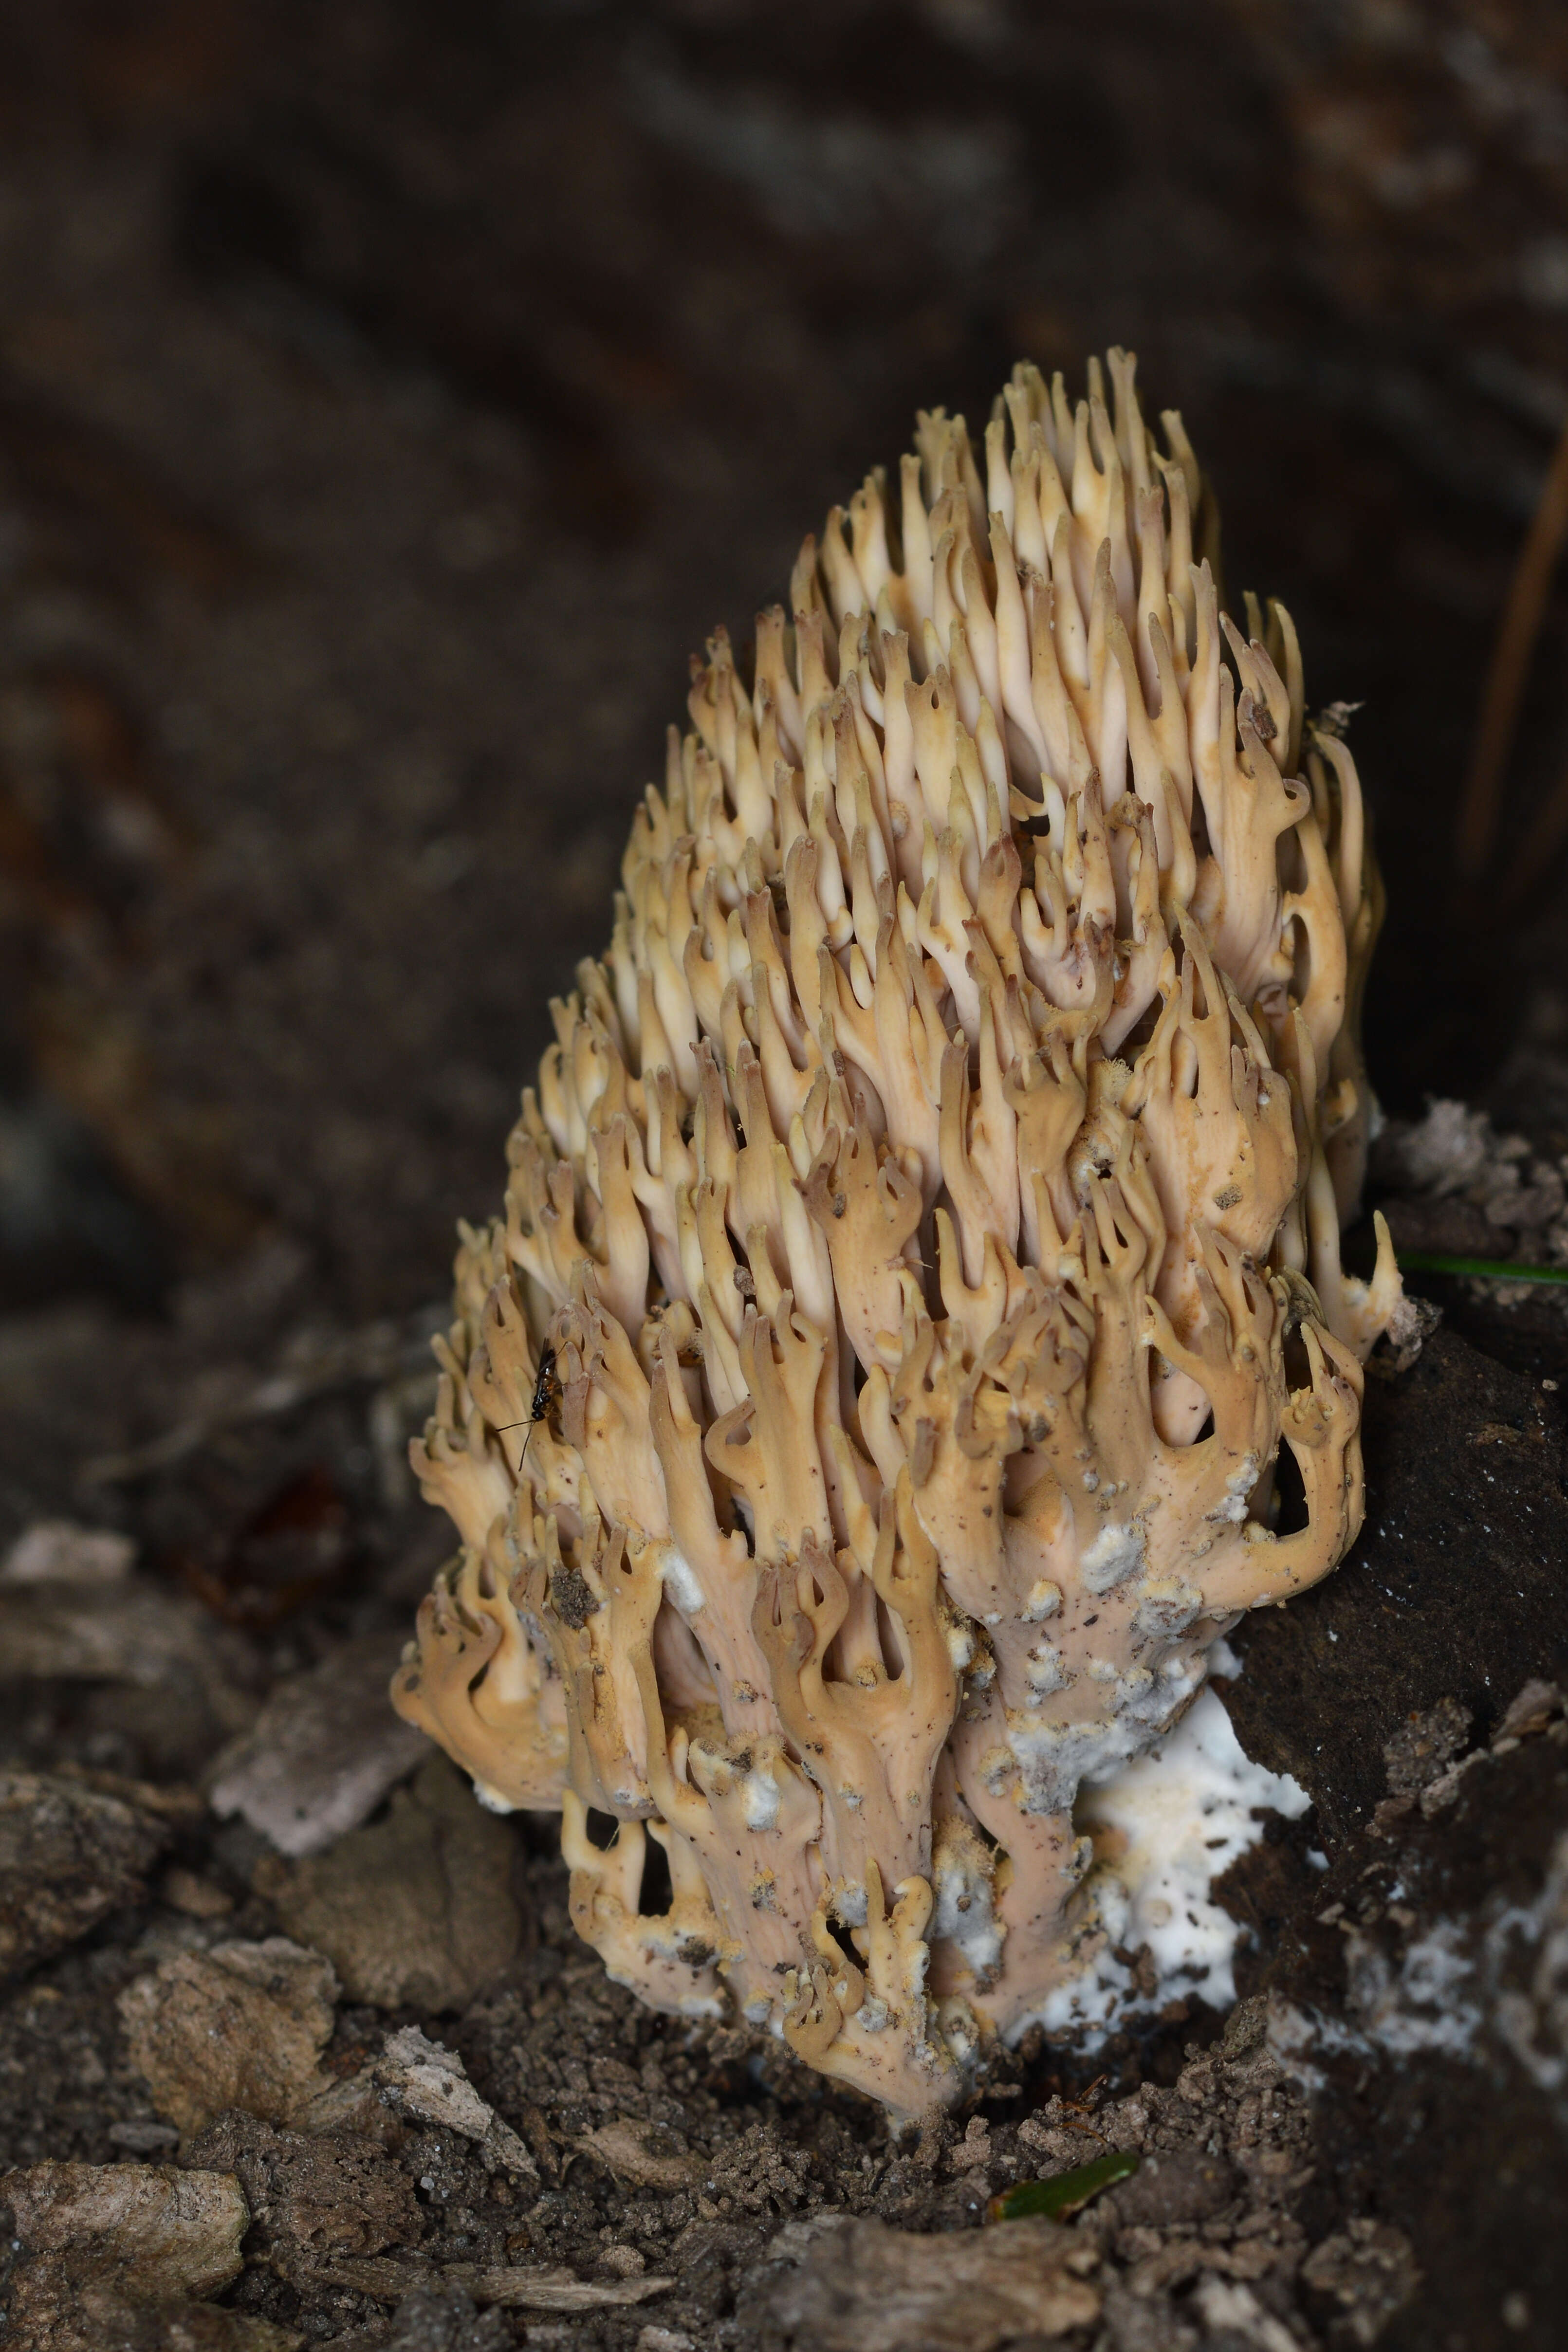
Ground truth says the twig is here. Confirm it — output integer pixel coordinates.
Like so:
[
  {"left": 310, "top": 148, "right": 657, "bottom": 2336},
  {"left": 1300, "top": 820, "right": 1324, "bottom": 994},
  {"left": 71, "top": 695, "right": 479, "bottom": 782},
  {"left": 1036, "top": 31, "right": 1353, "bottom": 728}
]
[{"left": 1456, "top": 410, "right": 1568, "bottom": 878}]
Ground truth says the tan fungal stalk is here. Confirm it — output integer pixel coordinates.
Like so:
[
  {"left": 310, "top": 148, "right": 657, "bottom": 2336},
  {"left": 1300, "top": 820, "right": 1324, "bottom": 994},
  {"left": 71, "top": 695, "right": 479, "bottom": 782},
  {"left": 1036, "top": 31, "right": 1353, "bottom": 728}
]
[{"left": 393, "top": 352, "right": 1397, "bottom": 2116}]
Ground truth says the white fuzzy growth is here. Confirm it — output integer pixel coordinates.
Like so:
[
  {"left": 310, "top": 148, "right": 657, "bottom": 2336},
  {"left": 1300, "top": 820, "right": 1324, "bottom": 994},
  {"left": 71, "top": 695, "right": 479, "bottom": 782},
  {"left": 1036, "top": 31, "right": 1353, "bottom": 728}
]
[
  {"left": 1022, "top": 1578, "right": 1063, "bottom": 1624},
  {"left": 1010, "top": 1650, "right": 1203, "bottom": 1815},
  {"left": 1133, "top": 1578, "right": 1203, "bottom": 1638},
  {"left": 659, "top": 1544, "right": 706, "bottom": 1616},
  {"left": 1081, "top": 1686, "right": 1308, "bottom": 2001},
  {"left": 1030, "top": 1685, "right": 1310, "bottom": 2040},
  {"left": 473, "top": 1779, "right": 519, "bottom": 1815},
  {"left": 672, "top": 1986, "right": 728, "bottom": 2021},
  {"left": 1207, "top": 1452, "right": 1261, "bottom": 1526},
  {"left": 935, "top": 1995, "right": 982, "bottom": 2062},
  {"left": 1002, "top": 1683, "right": 1311, "bottom": 2042},
  {"left": 943, "top": 1617, "right": 977, "bottom": 1671},
  {"left": 1024, "top": 1640, "right": 1071, "bottom": 1699},
  {"left": 1345, "top": 1921, "right": 1480, "bottom": 2058},
  {"left": 1080, "top": 1519, "right": 1145, "bottom": 1595},
  {"left": 740, "top": 1762, "right": 781, "bottom": 1831},
  {"left": 1009, "top": 1714, "right": 1139, "bottom": 1814},
  {"left": 929, "top": 1848, "right": 1003, "bottom": 1978}
]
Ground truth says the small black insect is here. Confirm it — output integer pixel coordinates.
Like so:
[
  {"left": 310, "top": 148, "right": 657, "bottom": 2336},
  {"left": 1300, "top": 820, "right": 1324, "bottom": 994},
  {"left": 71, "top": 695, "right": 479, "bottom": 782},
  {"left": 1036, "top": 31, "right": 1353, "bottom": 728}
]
[{"left": 496, "top": 1343, "right": 561, "bottom": 1463}]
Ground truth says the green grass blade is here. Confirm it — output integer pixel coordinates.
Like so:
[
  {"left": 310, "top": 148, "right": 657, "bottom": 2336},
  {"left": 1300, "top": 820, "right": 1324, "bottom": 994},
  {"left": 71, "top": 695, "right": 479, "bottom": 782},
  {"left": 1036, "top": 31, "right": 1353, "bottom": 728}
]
[
  {"left": 1397, "top": 1251, "right": 1568, "bottom": 1287},
  {"left": 987, "top": 2147, "right": 1140, "bottom": 2223}
]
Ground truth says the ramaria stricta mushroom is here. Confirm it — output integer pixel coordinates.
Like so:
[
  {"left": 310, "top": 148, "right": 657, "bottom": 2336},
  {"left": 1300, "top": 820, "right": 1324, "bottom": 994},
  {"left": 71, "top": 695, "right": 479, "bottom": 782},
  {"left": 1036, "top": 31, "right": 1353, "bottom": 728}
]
[{"left": 392, "top": 350, "right": 1403, "bottom": 2117}]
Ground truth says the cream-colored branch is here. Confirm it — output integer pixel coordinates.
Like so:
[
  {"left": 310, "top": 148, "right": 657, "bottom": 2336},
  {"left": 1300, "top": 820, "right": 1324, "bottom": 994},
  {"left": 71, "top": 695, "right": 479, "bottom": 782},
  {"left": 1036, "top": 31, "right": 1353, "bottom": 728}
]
[{"left": 398, "top": 349, "right": 1401, "bottom": 2115}]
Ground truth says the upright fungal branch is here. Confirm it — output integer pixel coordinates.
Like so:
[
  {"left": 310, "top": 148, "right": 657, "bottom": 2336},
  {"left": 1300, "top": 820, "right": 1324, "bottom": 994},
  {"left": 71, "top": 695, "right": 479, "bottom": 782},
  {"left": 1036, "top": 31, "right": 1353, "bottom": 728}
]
[{"left": 394, "top": 353, "right": 1401, "bottom": 2115}]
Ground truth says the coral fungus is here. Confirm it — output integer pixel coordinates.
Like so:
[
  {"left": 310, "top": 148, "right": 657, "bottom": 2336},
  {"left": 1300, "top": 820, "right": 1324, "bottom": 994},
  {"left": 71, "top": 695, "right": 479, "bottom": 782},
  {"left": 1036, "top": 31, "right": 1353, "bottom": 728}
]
[{"left": 394, "top": 351, "right": 1401, "bottom": 2114}]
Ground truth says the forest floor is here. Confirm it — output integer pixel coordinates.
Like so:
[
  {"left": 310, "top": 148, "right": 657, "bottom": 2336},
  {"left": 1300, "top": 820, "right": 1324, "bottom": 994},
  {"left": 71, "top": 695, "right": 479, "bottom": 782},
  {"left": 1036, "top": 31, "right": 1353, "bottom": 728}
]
[{"left": 2, "top": 6, "right": 1568, "bottom": 2350}]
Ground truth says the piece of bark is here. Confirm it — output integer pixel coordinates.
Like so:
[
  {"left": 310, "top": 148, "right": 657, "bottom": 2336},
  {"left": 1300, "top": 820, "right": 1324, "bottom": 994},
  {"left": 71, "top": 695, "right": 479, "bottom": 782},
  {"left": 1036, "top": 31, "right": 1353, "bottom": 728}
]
[
  {"left": 0, "top": 2159, "right": 262, "bottom": 2350},
  {"left": 116, "top": 1939, "right": 338, "bottom": 2137},
  {"left": 0, "top": 1520, "right": 136, "bottom": 1585},
  {"left": 364, "top": 2026, "right": 535, "bottom": 2179},
  {"left": 0, "top": 1771, "right": 168, "bottom": 1976},
  {"left": 746, "top": 2213, "right": 1101, "bottom": 2350},
  {"left": 207, "top": 1628, "right": 424, "bottom": 1858},
  {"left": 252, "top": 1754, "right": 525, "bottom": 2011},
  {"left": 184, "top": 2110, "right": 423, "bottom": 2289}
]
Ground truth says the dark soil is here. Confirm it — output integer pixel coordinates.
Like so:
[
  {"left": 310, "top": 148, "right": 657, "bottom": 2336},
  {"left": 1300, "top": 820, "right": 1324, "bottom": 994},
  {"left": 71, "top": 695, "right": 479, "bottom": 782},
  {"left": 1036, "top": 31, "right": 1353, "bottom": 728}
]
[{"left": 2, "top": 5, "right": 1568, "bottom": 2350}]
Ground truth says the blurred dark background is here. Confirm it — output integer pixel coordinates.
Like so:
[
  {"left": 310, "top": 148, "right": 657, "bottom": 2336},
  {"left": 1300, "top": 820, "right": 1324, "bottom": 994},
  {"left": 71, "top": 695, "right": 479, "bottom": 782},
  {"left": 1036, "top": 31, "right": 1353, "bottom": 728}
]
[{"left": 0, "top": 0, "right": 1567, "bottom": 1452}]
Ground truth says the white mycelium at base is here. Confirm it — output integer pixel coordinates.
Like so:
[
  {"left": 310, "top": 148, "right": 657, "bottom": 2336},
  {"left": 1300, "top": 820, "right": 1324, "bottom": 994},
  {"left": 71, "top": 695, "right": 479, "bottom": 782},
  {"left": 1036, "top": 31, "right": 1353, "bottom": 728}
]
[{"left": 1033, "top": 1671, "right": 1310, "bottom": 2039}]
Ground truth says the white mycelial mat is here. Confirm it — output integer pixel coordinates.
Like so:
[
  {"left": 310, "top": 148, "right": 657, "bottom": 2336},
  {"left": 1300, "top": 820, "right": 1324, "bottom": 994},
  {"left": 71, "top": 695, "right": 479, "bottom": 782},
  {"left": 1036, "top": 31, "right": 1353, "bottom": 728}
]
[{"left": 1026, "top": 1654, "right": 1311, "bottom": 2040}]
